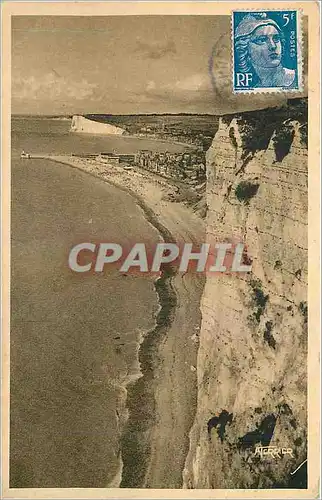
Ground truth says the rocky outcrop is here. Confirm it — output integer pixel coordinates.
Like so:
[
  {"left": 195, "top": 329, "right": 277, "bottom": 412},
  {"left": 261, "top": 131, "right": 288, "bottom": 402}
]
[
  {"left": 70, "top": 115, "right": 125, "bottom": 135},
  {"left": 183, "top": 99, "right": 308, "bottom": 489}
]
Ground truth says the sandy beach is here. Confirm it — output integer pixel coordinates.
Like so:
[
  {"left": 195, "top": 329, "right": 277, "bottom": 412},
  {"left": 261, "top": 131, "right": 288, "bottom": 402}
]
[{"left": 38, "top": 154, "right": 206, "bottom": 488}]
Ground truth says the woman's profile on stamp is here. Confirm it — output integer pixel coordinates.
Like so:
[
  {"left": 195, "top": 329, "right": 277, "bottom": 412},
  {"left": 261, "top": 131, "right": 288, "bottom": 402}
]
[{"left": 233, "top": 12, "right": 298, "bottom": 90}]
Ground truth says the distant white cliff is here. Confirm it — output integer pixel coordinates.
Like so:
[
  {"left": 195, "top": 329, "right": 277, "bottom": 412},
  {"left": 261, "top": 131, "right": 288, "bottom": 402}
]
[{"left": 70, "top": 115, "right": 125, "bottom": 135}]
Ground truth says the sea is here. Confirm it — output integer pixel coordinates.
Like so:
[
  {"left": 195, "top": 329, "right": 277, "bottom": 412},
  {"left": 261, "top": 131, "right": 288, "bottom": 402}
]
[{"left": 10, "top": 117, "right": 187, "bottom": 487}]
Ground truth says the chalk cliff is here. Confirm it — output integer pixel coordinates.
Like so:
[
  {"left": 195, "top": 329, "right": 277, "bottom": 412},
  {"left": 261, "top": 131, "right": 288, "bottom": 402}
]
[
  {"left": 70, "top": 115, "right": 125, "bottom": 135},
  {"left": 183, "top": 99, "right": 308, "bottom": 489}
]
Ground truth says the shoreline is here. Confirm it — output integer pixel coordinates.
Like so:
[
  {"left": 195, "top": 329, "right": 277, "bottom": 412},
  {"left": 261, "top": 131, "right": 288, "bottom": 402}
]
[
  {"left": 34, "top": 154, "right": 205, "bottom": 488},
  {"left": 70, "top": 131, "right": 197, "bottom": 150},
  {"left": 40, "top": 116, "right": 200, "bottom": 150},
  {"left": 125, "top": 133, "right": 198, "bottom": 150}
]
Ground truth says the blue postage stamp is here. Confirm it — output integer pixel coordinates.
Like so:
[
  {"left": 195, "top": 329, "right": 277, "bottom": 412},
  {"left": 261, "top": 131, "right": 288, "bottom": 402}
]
[{"left": 232, "top": 10, "right": 302, "bottom": 92}]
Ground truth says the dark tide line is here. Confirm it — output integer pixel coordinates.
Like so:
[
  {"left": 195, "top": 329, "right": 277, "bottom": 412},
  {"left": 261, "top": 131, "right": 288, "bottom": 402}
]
[
  {"left": 83, "top": 162, "right": 179, "bottom": 488},
  {"left": 118, "top": 201, "right": 178, "bottom": 488}
]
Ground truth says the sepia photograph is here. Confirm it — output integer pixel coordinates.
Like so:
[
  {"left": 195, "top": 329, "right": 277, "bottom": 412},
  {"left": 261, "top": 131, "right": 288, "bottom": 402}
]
[{"left": 1, "top": 2, "right": 320, "bottom": 498}]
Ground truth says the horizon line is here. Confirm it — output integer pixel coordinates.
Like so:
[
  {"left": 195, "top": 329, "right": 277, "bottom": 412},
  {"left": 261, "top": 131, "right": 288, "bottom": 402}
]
[{"left": 11, "top": 112, "right": 219, "bottom": 117}]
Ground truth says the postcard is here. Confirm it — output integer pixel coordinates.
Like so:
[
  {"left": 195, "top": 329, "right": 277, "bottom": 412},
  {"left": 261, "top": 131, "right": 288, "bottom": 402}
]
[{"left": 1, "top": 1, "right": 320, "bottom": 499}]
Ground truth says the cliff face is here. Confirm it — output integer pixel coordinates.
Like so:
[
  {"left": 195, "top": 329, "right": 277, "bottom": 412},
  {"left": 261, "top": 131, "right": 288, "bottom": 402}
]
[
  {"left": 70, "top": 115, "right": 125, "bottom": 135},
  {"left": 183, "top": 99, "right": 308, "bottom": 489}
]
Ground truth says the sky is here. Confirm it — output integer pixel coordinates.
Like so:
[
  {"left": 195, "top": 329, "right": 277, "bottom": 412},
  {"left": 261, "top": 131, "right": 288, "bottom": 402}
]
[{"left": 12, "top": 16, "right": 307, "bottom": 116}]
